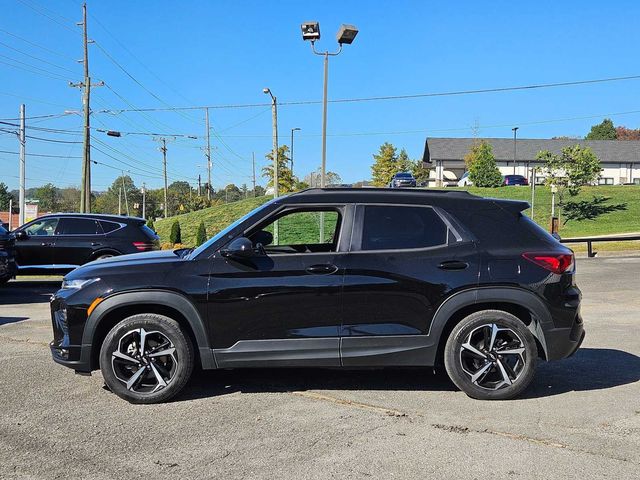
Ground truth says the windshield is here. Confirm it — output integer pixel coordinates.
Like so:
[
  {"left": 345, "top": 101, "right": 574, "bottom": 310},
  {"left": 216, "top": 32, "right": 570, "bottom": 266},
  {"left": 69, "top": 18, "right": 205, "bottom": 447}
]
[
  {"left": 396, "top": 172, "right": 412, "bottom": 177},
  {"left": 189, "top": 199, "right": 275, "bottom": 258}
]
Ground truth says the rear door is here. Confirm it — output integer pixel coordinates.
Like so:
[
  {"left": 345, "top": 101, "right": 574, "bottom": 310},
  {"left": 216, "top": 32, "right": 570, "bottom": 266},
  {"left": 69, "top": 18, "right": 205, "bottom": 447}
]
[
  {"left": 53, "top": 217, "right": 104, "bottom": 266},
  {"left": 340, "top": 203, "right": 479, "bottom": 366}
]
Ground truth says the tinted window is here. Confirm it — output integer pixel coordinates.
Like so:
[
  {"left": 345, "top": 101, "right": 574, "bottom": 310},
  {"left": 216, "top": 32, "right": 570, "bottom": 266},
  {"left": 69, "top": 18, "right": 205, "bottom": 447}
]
[
  {"left": 361, "top": 206, "right": 447, "bottom": 250},
  {"left": 24, "top": 218, "right": 58, "bottom": 236},
  {"left": 100, "top": 221, "right": 121, "bottom": 233},
  {"left": 57, "top": 218, "right": 101, "bottom": 235}
]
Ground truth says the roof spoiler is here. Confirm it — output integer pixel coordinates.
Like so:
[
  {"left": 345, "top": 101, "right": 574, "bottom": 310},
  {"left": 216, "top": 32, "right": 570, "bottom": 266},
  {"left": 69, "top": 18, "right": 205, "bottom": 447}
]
[{"left": 493, "top": 199, "right": 530, "bottom": 214}]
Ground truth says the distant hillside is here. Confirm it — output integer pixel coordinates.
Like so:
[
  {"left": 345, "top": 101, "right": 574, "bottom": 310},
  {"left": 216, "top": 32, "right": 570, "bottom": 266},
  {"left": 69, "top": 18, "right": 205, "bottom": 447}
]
[{"left": 155, "top": 196, "right": 271, "bottom": 246}]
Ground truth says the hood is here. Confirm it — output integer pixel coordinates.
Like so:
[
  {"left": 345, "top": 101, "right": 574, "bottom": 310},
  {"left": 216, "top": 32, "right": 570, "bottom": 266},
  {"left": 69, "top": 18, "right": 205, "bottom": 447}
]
[{"left": 65, "top": 249, "right": 186, "bottom": 280}]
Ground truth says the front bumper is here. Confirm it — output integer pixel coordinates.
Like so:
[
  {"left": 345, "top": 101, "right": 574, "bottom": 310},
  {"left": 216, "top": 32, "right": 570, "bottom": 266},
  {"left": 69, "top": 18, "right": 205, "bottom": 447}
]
[{"left": 50, "top": 293, "right": 93, "bottom": 373}]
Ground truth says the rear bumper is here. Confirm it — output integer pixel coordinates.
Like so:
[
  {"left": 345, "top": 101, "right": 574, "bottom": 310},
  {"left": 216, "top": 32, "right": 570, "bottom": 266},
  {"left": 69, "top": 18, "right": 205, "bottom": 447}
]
[{"left": 541, "top": 314, "right": 585, "bottom": 360}]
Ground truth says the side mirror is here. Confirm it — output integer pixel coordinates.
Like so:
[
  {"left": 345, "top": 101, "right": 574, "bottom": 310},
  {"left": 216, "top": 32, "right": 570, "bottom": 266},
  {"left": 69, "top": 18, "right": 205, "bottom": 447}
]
[
  {"left": 14, "top": 231, "right": 28, "bottom": 240},
  {"left": 220, "top": 237, "right": 255, "bottom": 258}
]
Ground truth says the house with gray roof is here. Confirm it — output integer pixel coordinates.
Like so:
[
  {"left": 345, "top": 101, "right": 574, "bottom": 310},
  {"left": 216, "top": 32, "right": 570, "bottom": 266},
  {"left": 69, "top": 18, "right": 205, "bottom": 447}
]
[{"left": 421, "top": 137, "right": 640, "bottom": 186}]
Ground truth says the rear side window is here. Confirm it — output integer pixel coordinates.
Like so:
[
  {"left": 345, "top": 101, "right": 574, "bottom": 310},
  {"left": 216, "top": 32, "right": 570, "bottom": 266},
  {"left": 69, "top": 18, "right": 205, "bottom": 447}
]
[
  {"left": 56, "top": 218, "right": 101, "bottom": 235},
  {"left": 140, "top": 225, "right": 158, "bottom": 239},
  {"left": 100, "top": 221, "right": 121, "bottom": 233},
  {"left": 360, "top": 205, "right": 448, "bottom": 251}
]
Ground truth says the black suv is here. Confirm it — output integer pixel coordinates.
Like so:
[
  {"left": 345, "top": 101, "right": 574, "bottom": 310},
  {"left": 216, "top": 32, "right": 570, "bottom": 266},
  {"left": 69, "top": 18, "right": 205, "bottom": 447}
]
[
  {"left": 13, "top": 213, "right": 159, "bottom": 275},
  {"left": 50, "top": 189, "right": 584, "bottom": 403},
  {"left": 0, "top": 225, "right": 17, "bottom": 285},
  {"left": 389, "top": 172, "right": 417, "bottom": 188}
]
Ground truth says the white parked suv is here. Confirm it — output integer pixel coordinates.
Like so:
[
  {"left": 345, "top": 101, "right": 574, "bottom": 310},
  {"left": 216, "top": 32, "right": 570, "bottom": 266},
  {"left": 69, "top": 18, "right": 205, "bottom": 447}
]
[{"left": 457, "top": 172, "right": 472, "bottom": 187}]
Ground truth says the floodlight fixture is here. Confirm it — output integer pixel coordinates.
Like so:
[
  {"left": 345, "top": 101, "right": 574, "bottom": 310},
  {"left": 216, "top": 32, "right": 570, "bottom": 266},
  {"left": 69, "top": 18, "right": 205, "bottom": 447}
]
[
  {"left": 301, "top": 21, "right": 320, "bottom": 41},
  {"left": 336, "top": 24, "right": 358, "bottom": 45}
]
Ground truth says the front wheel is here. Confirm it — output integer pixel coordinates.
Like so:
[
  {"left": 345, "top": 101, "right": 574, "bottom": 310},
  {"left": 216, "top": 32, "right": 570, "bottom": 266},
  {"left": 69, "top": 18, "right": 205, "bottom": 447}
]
[
  {"left": 99, "top": 314, "right": 194, "bottom": 404},
  {"left": 444, "top": 310, "right": 538, "bottom": 400}
]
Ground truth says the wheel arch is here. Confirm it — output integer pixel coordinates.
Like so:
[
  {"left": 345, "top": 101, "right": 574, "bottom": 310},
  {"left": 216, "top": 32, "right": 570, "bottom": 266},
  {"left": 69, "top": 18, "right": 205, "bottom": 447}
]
[
  {"left": 83, "top": 290, "right": 215, "bottom": 371},
  {"left": 90, "top": 248, "right": 122, "bottom": 261},
  {"left": 430, "top": 287, "right": 551, "bottom": 365}
]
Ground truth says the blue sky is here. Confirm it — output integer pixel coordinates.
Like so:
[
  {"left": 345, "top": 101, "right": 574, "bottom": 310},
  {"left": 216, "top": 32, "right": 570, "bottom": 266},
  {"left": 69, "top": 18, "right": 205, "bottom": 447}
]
[{"left": 1, "top": 0, "right": 640, "bottom": 192}]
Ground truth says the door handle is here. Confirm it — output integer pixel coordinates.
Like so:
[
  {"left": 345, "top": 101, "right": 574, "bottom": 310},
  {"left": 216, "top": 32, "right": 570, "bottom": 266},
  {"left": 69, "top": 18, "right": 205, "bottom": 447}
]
[
  {"left": 91, "top": 242, "right": 101, "bottom": 246},
  {"left": 306, "top": 264, "right": 338, "bottom": 275},
  {"left": 41, "top": 242, "right": 54, "bottom": 247},
  {"left": 438, "top": 260, "right": 469, "bottom": 270}
]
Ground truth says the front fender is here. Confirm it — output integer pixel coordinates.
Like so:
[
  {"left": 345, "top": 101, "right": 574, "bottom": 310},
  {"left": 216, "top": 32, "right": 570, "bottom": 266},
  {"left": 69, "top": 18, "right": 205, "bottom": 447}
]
[{"left": 84, "top": 289, "right": 216, "bottom": 369}]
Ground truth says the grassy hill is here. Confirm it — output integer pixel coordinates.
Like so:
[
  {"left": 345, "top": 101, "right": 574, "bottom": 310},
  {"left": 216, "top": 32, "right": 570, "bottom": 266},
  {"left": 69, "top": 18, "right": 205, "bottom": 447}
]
[{"left": 155, "top": 186, "right": 640, "bottom": 248}]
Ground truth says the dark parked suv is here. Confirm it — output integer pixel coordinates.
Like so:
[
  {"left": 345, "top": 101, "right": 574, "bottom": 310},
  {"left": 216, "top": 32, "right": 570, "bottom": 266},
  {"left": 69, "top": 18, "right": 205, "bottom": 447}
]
[
  {"left": 14, "top": 213, "right": 159, "bottom": 275},
  {"left": 389, "top": 172, "right": 417, "bottom": 188},
  {"left": 0, "top": 225, "right": 17, "bottom": 285},
  {"left": 50, "top": 189, "right": 584, "bottom": 403}
]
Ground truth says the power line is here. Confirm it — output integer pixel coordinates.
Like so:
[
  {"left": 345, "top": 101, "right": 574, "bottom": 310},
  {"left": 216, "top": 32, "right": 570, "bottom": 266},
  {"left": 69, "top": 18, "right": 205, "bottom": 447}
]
[
  {"left": 97, "top": 74, "right": 640, "bottom": 113},
  {"left": 0, "top": 149, "right": 81, "bottom": 158},
  {"left": 0, "top": 40, "right": 77, "bottom": 74},
  {"left": 0, "top": 28, "right": 74, "bottom": 60}
]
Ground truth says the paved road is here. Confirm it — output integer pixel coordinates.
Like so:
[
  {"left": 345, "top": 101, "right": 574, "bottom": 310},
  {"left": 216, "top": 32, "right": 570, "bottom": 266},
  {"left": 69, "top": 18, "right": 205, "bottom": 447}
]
[{"left": 0, "top": 258, "right": 639, "bottom": 479}]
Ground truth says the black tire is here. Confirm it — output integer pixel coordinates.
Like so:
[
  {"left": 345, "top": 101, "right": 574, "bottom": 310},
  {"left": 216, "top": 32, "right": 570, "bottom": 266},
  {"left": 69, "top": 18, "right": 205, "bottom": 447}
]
[
  {"left": 94, "top": 252, "right": 118, "bottom": 261},
  {"left": 444, "top": 310, "right": 538, "bottom": 400},
  {"left": 99, "top": 313, "right": 194, "bottom": 404},
  {"left": 0, "top": 276, "right": 10, "bottom": 286}
]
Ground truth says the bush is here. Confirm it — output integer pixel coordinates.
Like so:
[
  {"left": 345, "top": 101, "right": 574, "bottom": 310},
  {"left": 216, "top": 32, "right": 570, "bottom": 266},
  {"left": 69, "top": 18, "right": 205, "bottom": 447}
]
[
  {"left": 468, "top": 141, "right": 502, "bottom": 187},
  {"left": 169, "top": 220, "right": 181, "bottom": 244},
  {"left": 146, "top": 218, "right": 155, "bottom": 231},
  {"left": 196, "top": 221, "right": 207, "bottom": 246}
]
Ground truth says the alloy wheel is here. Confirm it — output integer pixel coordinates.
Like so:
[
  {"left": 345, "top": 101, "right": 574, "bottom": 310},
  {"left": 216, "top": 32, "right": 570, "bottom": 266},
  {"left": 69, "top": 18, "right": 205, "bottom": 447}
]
[
  {"left": 459, "top": 323, "right": 526, "bottom": 390},
  {"left": 111, "top": 327, "right": 178, "bottom": 394}
]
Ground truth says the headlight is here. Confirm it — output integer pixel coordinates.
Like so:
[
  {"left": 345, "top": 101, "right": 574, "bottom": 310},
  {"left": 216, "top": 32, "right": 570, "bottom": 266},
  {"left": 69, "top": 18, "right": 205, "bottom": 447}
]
[{"left": 61, "top": 278, "right": 99, "bottom": 290}]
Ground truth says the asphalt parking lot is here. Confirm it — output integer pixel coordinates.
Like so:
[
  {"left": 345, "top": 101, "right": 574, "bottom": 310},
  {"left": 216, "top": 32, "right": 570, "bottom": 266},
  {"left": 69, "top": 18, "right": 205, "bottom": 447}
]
[{"left": 1, "top": 257, "right": 639, "bottom": 480}]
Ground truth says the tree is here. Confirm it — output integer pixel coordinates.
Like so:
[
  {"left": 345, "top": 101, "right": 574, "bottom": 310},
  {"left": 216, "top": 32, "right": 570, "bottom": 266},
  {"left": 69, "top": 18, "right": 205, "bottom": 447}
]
[
  {"left": 196, "top": 221, "right": 207, "bottom": 246},
  {"left": 304, "top": 169, "right": 342, "bottom": 188},
  {"left": 411, "top": 161, "right": 430, "bottom": 185},
  {"left": 263, "top": 145, "right": 295, "bottom": 193},
  {"left": 146, "top": 218, "right": 155, "bottom": 231},
  {"left": 615, "top": 126, "right": 640, "bottom": 140},
  {"left": 537, "top": 144, "right": 625, "bottom": 225},
  {"left": 94, "top": 175, "right": 141, "bottom": 215},
  {"left": 58, "top": 187, "right": 80, "bottom": 212},
  {"left": 253, "top": 185, "right": 266, "bottom": 197},
  {"left": 467, "top": 141, "right": 502, "bottom": 187},
  {"left": 586, "top": 118, "right": 617, "bottom": 140},
  {"left": 0, "top": 182, "right": 14, "bottom": 210},
  {"left": 170, "top": 220, "right": 182, "bottom": 244},
  {"left": 34, "top": 183, "right": 60, "bottom": 212},
  {"left": 371, "top": 142, "right": 398, "bottom": 186}
]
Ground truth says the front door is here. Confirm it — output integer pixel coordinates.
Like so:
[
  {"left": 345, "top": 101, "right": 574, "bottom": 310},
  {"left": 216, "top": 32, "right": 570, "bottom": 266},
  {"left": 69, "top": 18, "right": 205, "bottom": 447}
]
[
  {"left": 341, "top": 204, "right": 479, "bottom": 366},
  {"left": 207, "top": 205, "right": 351, "bottom": 368},
  {"left": 14, "top": 217, "right": 59, "bottom": 268}
]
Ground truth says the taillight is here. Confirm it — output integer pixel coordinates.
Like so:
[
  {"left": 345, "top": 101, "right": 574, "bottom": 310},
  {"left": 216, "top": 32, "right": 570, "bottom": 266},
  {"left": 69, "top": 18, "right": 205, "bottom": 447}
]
[
  {"left": 522, "top": 252, "right": 574, "bottom": 274},
  {"left": 133, "top": 242, "right": 154, "bottom": 251}
]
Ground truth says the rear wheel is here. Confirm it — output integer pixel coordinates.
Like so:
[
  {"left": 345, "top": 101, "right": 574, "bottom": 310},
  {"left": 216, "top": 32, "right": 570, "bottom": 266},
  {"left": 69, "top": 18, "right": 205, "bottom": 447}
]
[
  {"left": 94, "top": 252, "right": 118, "bottom": 260},
  {"left": 99, "top": 314, "right": 194, "bottom": 404},
  {"left": 444, "top": 310, "right": 538, "bottom": 400}
]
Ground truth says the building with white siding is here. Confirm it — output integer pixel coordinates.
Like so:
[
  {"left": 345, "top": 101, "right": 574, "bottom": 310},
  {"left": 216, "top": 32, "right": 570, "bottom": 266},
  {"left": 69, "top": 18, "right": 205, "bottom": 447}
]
[{"left": 421, "top": 138, "right": 640, "bottom": 186}]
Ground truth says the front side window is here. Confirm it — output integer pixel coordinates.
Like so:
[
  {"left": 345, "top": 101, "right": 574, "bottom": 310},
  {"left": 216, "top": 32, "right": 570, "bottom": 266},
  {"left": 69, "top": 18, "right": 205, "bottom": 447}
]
[
  {"left": 24, "top": 218, "right": 59, "bottom": 236},
  {"left": 57, "top": 218, "right": 101, "bottom": 235},
  {"left": 249, "top": 208, "right": 341, "bottom": 254},
  {"left": 360, "top": 205, "right": 448, "bottom": 251}
]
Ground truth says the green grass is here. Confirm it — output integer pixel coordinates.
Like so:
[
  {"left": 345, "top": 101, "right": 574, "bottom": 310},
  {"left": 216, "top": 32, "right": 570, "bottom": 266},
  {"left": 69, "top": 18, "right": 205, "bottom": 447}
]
[
  {"left": 155, "top": 186, "right": 640, "bottom": 247},
  {"left": 463, "top": 185, "right": 640, "bottom": 238}
]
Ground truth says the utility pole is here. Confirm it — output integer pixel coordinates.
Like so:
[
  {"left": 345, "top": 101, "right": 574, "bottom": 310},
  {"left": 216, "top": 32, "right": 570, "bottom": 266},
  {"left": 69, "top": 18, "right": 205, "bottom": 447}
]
[
  {"left": 197, "top": 174, "right": 201, "bottom": 196},
  {"left": 512, "top": 127, "right": 519, "bottom": 175},
  {"left": 160, "top": 138, "right": 168, "bottom": 218},
  {"left": 18, "top": 104, "right": 25, "bottom": 226},
  {"left": 118, "top": 186, "right": 122, "bottom": 215},
  {"left": 8, "top": 199, "right": 13, "bottom": 231},
  {"left": 290, "top": 127, "right": 300, "bottom": 178},
  {"left": 121, "top": 172, "right": 129, "bottom": 216},
  {"left": 251, "top": 152, "right": 256, "bottom": 197},
  {"left": 205, "top": 108, "right": 212, "bottom": 201},
  {"left": 70, "top": 2, "right": 102, "bottom": 213},
  {"left": 142, "top": 182, "right": 146, "bottom": 220}
]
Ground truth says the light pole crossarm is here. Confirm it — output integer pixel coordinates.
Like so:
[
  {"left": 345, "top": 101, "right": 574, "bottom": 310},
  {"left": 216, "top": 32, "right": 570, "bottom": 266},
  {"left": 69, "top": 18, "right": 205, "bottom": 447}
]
[{"left": 310, "top": 41, "right": 343, "bottom": 57}]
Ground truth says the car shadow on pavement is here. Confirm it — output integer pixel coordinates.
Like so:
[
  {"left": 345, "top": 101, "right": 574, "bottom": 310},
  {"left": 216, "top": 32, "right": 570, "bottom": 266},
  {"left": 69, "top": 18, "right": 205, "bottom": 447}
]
[
  {"left": 0, "top": 281, "right": 59, "bottom": 305},
  {"left": 0, "top": 316, "right": 29, "bottom": 326},
  {"left": 178, "top": 347, "right": 639, "bottom": 402},
  {"left": 180, "top": 367, "right": 457, "bottom": 402},
  {"left": 524, "top": 347, "right": 640, "bottom": 398}
]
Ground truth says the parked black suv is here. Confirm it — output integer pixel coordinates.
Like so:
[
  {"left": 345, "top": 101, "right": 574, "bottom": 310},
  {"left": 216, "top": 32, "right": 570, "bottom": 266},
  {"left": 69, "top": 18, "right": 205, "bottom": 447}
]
[
  {"left": 50, "top": 189, "right": 584, "bottom": 403},
  {"left": 14, "top": 213, "right": 159, "bottom": 275},
  {"left": 389, "top": 172, "right": 417, "bottom": 188},
  {"left": 0, "top": 225, "right": 17, "bottom": 285}
]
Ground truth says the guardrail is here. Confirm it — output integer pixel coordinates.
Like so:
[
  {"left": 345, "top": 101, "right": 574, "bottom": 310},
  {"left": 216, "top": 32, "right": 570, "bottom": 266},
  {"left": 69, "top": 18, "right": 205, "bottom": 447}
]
[{"left": 559, "top": 235, "right": 640, "bottom": 257}]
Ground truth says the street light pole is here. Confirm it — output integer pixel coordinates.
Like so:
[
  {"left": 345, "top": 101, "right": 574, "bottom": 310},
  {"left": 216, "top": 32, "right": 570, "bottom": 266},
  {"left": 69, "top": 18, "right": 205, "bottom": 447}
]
[
  {"left": 290, "top": 127, "right": 300, "bottom": 178},
  {"left": 263, "top": 89, "right": 279, "bottom": 198},
  {"left": 512, "top": 126, "right": 519, "bottom": 175}
]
